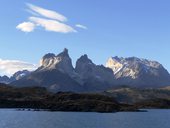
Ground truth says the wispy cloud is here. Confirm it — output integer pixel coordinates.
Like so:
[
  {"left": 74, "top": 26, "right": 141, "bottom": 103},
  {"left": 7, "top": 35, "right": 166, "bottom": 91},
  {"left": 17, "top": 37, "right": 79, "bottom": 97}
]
[
  {"left": 26, "top": 3, "right": 67, "bottom": 22},
  {"left": 29, "top": 17, "right": 76, "bottom": 33},
  {"left": 16, "top": 3, "right": 79, "bottom": 33},
  {"left": 76, "top": 24, "right": 88, "bottom": 30},
  {"left": 16, "top": 22, "right": 35, "bottom": 32},
  {"left": 0, "top": 59, "right": 37, "bottom": 76}
]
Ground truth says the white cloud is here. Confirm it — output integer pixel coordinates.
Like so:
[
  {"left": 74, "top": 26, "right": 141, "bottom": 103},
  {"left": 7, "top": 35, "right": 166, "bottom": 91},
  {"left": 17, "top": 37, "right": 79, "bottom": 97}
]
[
  {"left": 0, "top": 59, "right": 37, "bottom": 76},
  {"left": 25, "top": 9, "right": 40, "bottom": 17},
  {"left": 76, "top": 24, "right": 87, "bottom": 30},
  {"left": 27, "top": 3, "right": 67, "bottom": 22},
  {"left": 29, "top": 17, "right": 76, "bottom": 33},
  {"left": 16, "top": 3, "right": 88, "bottom": 33},
  {"left": 16, "top": 22, "right": 35, "bottom": 32}
]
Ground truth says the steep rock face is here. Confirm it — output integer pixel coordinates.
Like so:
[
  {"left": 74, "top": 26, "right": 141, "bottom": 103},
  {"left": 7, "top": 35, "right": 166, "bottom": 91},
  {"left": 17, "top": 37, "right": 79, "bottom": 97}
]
[
  {"left": 75, "top": 55, "right": 115, "bottom": 91},
  {"left": 106, "top": 56, "right": 170, "bottom": 87},
  {"left": 38, "top": 48, "right": 81, "bottom": 83},
  {"left": 12, "top": 49, "right": 83, "bottom": 92},
  {"left": 39, "top": 48, "right": 75, "bottom": 76},
  {"left": 11, "top": 49, "right": 170, "bottom": 92}
]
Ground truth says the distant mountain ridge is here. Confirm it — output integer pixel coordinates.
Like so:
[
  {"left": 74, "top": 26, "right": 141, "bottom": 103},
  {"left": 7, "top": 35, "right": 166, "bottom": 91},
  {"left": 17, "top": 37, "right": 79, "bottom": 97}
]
[
  {"left": 7, "top": 48, "right": 170, "bottom": 92},
  {"left": 106, "top": 56, "right": 170, "bottom": 87},
  {"left": 0, "top": 70, "right": 30, "bottom": 84},
  {"left": 0, "top": 75, "right": 10, "bottom": 84}
]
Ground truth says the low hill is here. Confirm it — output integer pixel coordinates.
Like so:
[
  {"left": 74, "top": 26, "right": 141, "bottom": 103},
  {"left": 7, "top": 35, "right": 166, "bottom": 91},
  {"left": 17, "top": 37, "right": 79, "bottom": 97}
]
[
  {"left": 0, "top": 83, "right": 138, "bottom": 112},
  {"left": 103, "top": 86, "right": 170, "bottom": 104}
]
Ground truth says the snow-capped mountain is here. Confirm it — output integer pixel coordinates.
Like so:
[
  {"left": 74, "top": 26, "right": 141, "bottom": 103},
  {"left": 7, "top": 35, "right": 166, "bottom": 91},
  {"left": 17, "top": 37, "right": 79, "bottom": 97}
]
[
  {"left": 106, "top": 56, "right": 170, "bottom": 87},
  {"left": 10, "top": 49, "right": 170, "bottom": 92},
  {"left": 11, "top": 70, "right": 31, "bottom": 81},
  {"left": 12, "top": 49, "right": 116, "bottom": 92}
]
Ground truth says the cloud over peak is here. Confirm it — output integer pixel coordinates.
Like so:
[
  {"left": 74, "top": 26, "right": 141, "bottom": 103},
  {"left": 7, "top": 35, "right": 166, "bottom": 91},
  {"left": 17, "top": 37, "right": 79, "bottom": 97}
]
[{"left": 0, "top": 59, "right": 37, "bottom": 76}]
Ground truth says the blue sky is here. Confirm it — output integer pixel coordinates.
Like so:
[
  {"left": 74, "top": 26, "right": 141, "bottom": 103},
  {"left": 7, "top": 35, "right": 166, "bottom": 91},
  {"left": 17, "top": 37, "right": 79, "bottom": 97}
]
[{"left": 0, "top": 0, "right": 170, "bottom": 76}]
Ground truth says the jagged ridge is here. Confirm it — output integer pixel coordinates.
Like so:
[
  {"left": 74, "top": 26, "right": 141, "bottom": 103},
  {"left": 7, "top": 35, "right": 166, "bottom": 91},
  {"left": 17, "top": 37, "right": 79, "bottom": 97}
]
[
  {"left": 7, "top": 49, "right": 170, "bottom": 92},
  {"left": 106, "top": 56, "right": 170, "bottom": 87}
]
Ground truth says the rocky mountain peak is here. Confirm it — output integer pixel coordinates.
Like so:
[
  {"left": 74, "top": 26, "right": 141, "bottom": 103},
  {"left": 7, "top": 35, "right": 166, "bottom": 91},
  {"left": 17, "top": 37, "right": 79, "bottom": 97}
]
[
  {"left": 38, "top": 49, "right": 75, "bottom": 76},
  {"left": 75, "top": 55, "right": 115, "bottom": 91},
  {"left": 75, "top": 55, "right": 94, "bottom": 73},
  {"left": 106, "top": 57, "right": 123, "bottom": 75},
  {"left": 11, "top": 70, "right": 30, "bottom": 80},
  {"left": 106, "top": 56, "right": 170, "bottom": 87},
  {"left": 77, "top": 54, "right": 93, "bottom": 64},
  {"left": 57, "top": 48, "right": 69, "bottom": 58},
  {"left": 40, "top": 53, "right": 56, "bottom": 67},
  {"left": 40, "top": 48, "right": 70, "bottom": 68},
  {"left": 106, "top": 56, "right": 164, "bottom": 75},
  {"left": 42, "top": 53, "right": 55, "bottom": 59},
  {"left": 10, "top": 49, "right": 170, "bottom": 91}
]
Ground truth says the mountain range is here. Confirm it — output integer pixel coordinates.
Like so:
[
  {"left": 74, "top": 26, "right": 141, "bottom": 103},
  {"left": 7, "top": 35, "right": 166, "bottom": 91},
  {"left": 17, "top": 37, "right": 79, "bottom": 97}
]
[
  {"left": 1, "top": 48, "right": 170, "bottom": 92},
  {"left": 106, "top": 56, "right": 170, "bottom": 87},
  {"left": 0, "top": 70, "right": 30, "bottom": 84}
]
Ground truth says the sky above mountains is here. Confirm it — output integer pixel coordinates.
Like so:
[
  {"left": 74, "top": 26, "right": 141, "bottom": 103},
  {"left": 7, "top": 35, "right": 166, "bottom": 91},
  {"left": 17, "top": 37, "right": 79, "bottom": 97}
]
[{"left": 0, "top": 0, "right": 170, "bottom": 76}]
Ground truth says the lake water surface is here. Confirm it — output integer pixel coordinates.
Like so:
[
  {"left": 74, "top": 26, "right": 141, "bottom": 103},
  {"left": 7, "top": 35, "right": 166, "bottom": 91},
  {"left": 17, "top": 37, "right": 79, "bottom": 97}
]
[{"left": 0, "top": 109, "right": 169, "bottom": 128}]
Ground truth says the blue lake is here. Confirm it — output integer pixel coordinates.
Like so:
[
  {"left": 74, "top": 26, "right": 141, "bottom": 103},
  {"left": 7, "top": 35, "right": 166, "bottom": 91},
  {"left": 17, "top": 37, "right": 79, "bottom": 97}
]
[{"left": 0, "top": 109, "right": 169, "bottom": 128}]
